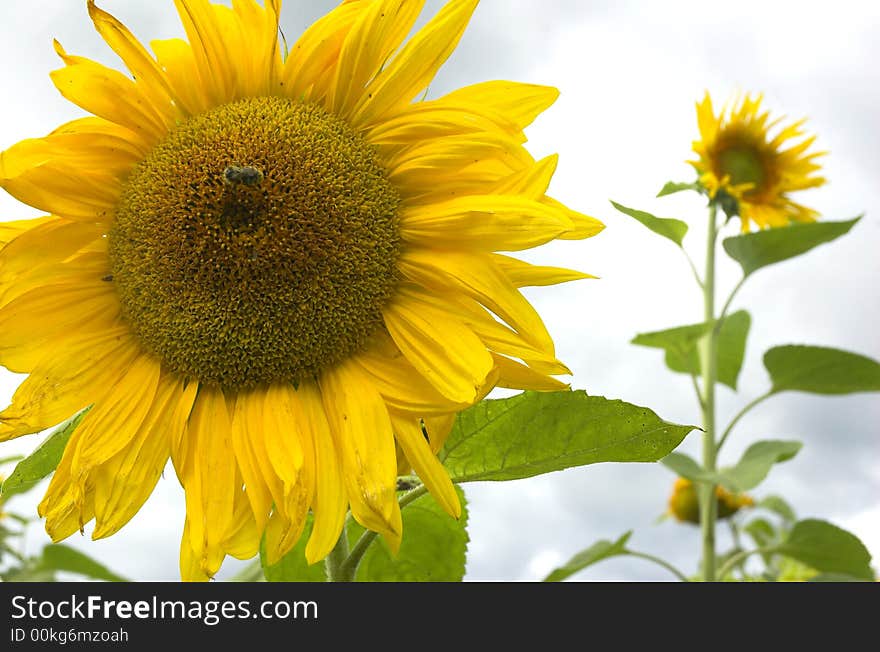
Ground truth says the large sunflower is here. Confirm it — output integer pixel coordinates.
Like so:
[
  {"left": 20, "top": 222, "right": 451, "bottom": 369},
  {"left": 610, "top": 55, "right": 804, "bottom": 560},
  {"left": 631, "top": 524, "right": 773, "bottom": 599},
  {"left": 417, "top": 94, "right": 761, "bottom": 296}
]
[
  {"left": 0, "top": 0, "right": 601, "bottom": 580},
  {"left": 690, "top": 92, "right": 826, "bottom": 231}
]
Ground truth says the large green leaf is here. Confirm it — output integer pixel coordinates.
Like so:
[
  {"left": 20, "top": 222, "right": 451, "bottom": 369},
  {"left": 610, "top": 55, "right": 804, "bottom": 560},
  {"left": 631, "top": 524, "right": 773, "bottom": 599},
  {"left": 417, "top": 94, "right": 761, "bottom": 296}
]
[
  {"left": 718, "top": 440, "right": 802, "bottom": 492},
  {"left": 440, "top": 391, "right": 696, "bottom": 483},
  {"left": 261, "top": 514, "right": 328, "bottom": 582},
  {"left": 776, "top": 519, "right": 874, "bottom": 581},
  {"left": 723, "top": 218, "right": 860, "bottom": 277},
  {"left": 764, "top": 345, "right": 880, "bottom": 395},
  {"left": 610, "top": 200, "right": 688, "bottom": 247},
  {"left": 631, "top": 311, "right": 751, "bottom": 390},
  {"left": 350, "top": 487, "right": 469, "bottom": 582},
  {"left": 37, "top": 544, "right": 128, "bottom": 582},
  {"left": 1, "top": 411, "right": 87, "bottom": 498},
  {"left": 657, "top": 181, "right": 701, "bottom": 198},
  {"left": 543, "top": 532, "right": 632, "bottom": 582}
]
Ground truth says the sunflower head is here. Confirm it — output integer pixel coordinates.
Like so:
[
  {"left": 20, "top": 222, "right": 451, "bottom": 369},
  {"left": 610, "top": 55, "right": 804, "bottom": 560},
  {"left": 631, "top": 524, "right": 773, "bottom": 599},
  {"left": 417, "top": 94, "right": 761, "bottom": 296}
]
[
  {"left": 0, "top": 0, "right": 603, "bottom": 581},
  {"left": 690, "top": 92, "right": 826, "bottom": 231},
  {"left": 667, "top": 477, "right": 754, "bottom": 524}
]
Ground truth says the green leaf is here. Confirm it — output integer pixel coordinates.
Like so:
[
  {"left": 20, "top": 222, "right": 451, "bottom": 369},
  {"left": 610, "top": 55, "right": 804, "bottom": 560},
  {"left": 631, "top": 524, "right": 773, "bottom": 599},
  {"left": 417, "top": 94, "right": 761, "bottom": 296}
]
[
  {"left": 543, "top": 532, "right": 632, "bottom": 582},
  {"left": 631, "top": 311, "right": 751, "bottom": 390},
  {"left": 764, "top": 345, "right": 880, "bottom": 395},
  {"left": 0, "top": 455, "right": 24, "bottom": 466},
  {"left": 440, "top": 391, "right": 697, "bottom": 483},
  {"left": 808, "top": 573, "right": 871, "bottom": 582},
  {"left": 744, "top": 518, "right": 778, "bottom": 550},
  {"left": 261, "top": 514, "right": 328, "bottom": 582},
  {"left": 717, "top": 440, "right": 802, "bottom": 492},
  {"left": 661, "top": 452, "right": 714, "bottom": 483},
  {"left": 632, "top": 321, "right": 709, "bottom": 374},
  {"left": 745, "top": 519, "right": 777, "bottom": 545},
  {"left": 37, "top": 544, "right": 128, "bottom": 582},
  {"left": 776, "top": 519, "right": 874, "bottom": 581},
  {"left": 610, "top": 200, "right": 688, "bottom": 247},
  {"left": 351, "top": 487, "right": 469, "bottom": 582},
  {"left": 1, "top": 411, "right": 87, "bottom": 499},
  {"left": 657, "top": 181, "right": 701, "bottom": 198},
  {"left": 227, "top": 560, "right": 265, "bottom": 582},
  {"left": 757, "top": 495, "right": 797, "bottom": 524},
  {"left": 723, "top": 218, "right": 860, "bottom": 278}
]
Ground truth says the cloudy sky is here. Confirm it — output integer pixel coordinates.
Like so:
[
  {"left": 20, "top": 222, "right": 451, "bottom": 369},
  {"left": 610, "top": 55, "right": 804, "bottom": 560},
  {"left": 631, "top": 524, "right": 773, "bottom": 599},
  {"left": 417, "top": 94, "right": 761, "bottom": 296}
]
[{"left": 0, "top": 0, "right": 877, "bottom": 581}]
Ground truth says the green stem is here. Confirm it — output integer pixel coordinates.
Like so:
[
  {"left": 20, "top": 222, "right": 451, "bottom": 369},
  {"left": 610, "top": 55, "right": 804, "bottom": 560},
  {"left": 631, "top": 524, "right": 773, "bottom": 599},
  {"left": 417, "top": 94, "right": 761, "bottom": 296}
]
[
  {"left": 717, "top": 546, "right": 777, "bottom": 580},
  {"left": 718, "top": 275, "right": 747, "bottom": 322},
  {"left": 624, "top": 551, "right": 690, "bottom": 582},
  {"left": 325, "top": 523, "right": 353, "bottom": 582},
  {"left": 699, "top": 203, "right": 719, "bottom": 581},
  {"left": 683, "top": 249, "right": 705, "bottom": 290},
  {"left": 716, "top": 391, "right": 773, "bottom": 453},
  {"left": 690, "top": 374, "right": 705, "bottom": 411},
  {"left": 336, "top": 484, "right": 428, "bottom": 581}
]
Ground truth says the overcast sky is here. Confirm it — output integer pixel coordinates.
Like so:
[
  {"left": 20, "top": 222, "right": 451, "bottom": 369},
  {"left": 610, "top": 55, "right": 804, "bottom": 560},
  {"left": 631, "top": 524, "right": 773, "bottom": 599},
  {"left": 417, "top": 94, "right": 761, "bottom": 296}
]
[{"left": 1, "top": 0, "right": 877, "bottom": 581}]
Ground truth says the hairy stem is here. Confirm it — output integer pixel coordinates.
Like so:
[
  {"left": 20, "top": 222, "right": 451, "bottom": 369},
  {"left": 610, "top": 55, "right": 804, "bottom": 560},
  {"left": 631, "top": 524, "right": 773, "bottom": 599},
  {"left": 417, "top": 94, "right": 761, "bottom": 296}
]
[
  {"left": 325, "top": 524, "right": 353, "bottom": 582},
  {"left": 336, "top": 484, "right": 428, "bottom": 581},
  {"left": 699, "top": 203, "right": 719, "bottom": 581}
]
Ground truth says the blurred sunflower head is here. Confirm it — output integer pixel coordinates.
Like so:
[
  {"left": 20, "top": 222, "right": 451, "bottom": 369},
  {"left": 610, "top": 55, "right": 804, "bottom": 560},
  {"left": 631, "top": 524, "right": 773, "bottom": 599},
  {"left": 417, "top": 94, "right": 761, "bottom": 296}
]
[
  {"left": 690, "top": 92, "right": 826, "bottom": 231},
  {"left": 667, "top": 477, "right": 754, "bottom": 524},
  {"left": 0, "top": 0, "right": 602, "bottom": 580}
]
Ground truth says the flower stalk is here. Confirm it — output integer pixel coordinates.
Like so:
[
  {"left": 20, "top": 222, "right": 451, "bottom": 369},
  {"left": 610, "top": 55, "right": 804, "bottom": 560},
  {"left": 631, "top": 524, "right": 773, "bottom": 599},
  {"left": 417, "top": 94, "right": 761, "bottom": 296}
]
[{"left": 699, "top": 203, "right": 719, "bottom": 581}]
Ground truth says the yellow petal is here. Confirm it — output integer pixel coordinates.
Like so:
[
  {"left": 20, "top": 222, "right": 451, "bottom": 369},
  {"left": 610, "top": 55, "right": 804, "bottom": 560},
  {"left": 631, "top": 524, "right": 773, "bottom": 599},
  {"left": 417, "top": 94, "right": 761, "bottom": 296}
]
[
  {"left": 390, "top": 411, "right": 460, "bottom": 518},
  {"left": 278, "top": 0, "right": 367, "bottom": 101},
  {"left": 423, "top": 412, "right": 456, "bottom": 453},
  {"left": 543, "top": 196, "right": 605, "bottom": 240},
  {"left": 319, "top": 361, "right": 401, "bottom": 550},
  {"left": 388, "top": 131, "right": 533, "bottom": 195},
  {"left": 399, "top": 248, "right": 555, "bottom": 353},
  {"left": 0, "top": 216, "right": 54, "bottom": 249},
  {"left": 440, "top": 80, "right": 560, "bottom": 132},
  {"left": 87, "top": 1, "right": 182, "bottom": 124},
  {"left": 383, "top": 287, "right": 493, "bottom": 403},
  {"left": 399, "top": 194, "right": 572, "bottom": 251},
  {"left": 428, "top": 291, "right": 561, "bottom": 364},
  {"left": 223, "top": 487, "right": 261, "bottom": 560},
  {"left": 290, "top": 381, "right": 347, "bottom": 565},
  {"left": 328, "top": 0, "right": 425, "bottom": 118},
  {"left": 150, "top": 38, "right": 212, "bottom": 116},
  {"left": 351, "top": 0, "right": 479, "bottom": 127},
  {"left": 50, "top": 40, "right": 169, "bottom": 143},
  {"left": 0, "top": 282, "right": 121, "bottom": 373},
  {"left": 172, "top": 0, "right": 235, "bottom": 106},
  {"left": 493, "top": 354, "right": 570, "bottom": 391},
  {"left": 367, "top": 103, "right": 521, "bottom": 147},
  {"left": 0, "top": 329, "right": 138, "bottom": 442},
  {"left": 179, "top": 387, "right": 238, "bottom": 579},
  {"left": 230, "top": 390, "right": 277, "bottom": 532},
  {"left": 492, "top": 253, "right": 596, "bottom": 287},
  {"left": 354, "top": 340, "right": 469, "bottom": 415},
  {"left": 0, "top": 136, "right": 122, "bottom": 220},
  {"left": 67, "top": 354, "right": 162, "bottom": 471},
  {"left": 180, "top": 520, "right": 210, "bottom": 582},
  {"left": 92, "top": 372, "right": 187, "bottom": 538}
]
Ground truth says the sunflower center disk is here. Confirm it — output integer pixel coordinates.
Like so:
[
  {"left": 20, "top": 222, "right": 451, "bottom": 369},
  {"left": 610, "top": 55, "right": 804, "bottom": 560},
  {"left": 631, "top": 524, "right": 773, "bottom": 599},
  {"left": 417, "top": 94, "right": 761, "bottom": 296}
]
[
  {"left": 110, "top": 97, "right": 401, "bottom": 389},
  {"left": 716, "top": 145, "right": 766, "bottom": 190}
]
